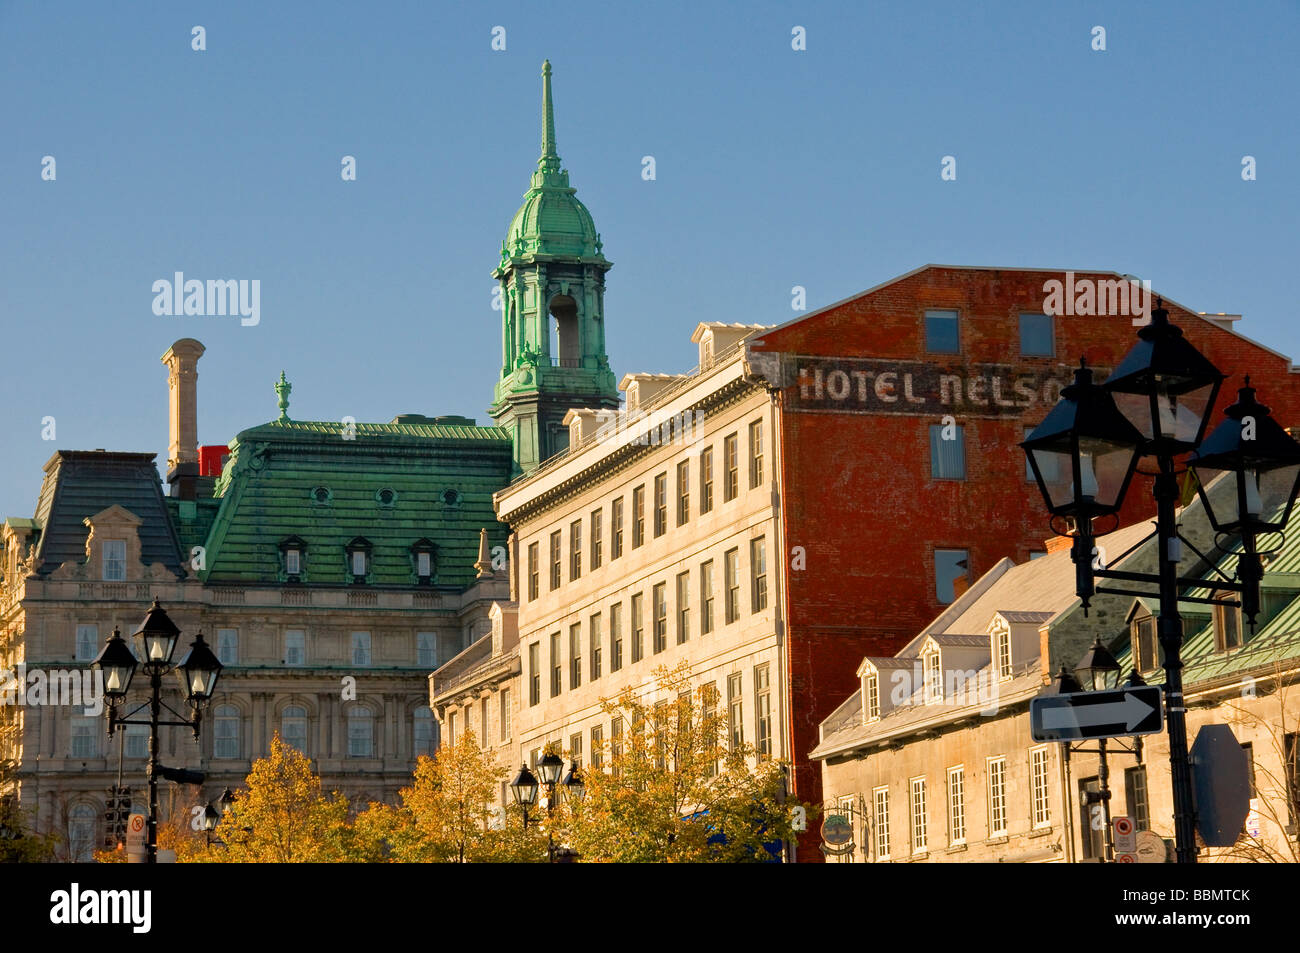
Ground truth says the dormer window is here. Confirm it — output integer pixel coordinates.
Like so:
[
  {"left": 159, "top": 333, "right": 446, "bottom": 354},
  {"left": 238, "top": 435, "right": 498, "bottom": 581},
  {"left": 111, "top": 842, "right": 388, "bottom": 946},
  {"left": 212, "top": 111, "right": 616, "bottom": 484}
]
[
  {"left": 995, "top": 625, "right": 1013, "bottom": 679},
  {"left": 346, "top": 537, "right": 372, "bottom": 583},
  {"left": 924, "top": 650, "right": 942, "bottom": 703},
  {"left": 1132, "top": 612, "right": 1158, "bottom": 673},
  {"left": 376, "top": 488, "right": 397, "bottom": 508},
  {"left": 1213, "top": 592, "right": 1243, "bottom": 653},
  {"left": 866, "top": 674, "right": 880, "bottom": 720},
  {"left": 411, "top": 539, "right": 436, "bottom": 585},
  {"left": 102, "top": 539, "right": 127, "bottom": 581},
  {"left": 279, "top": 536, "right": 307, "bottom": 582}
]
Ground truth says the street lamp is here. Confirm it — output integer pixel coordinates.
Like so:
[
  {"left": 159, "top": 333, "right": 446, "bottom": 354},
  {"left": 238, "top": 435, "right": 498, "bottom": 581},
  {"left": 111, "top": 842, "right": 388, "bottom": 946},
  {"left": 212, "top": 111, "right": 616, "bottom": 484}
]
[
  {"left": 1074, "top": 637, "right": 1122, "bottom": 693},
  {"left": 201, "top": 803, "right": 220, "bottom": 846},
  {"left": 92, "top": 599, "right": 223, "bottom": 863},
  {"left": 1021, "top": 299, "right": 1300, "bottom": 864},
  {"left": 509, "top": 753, "right": 582, "bottom": 861}
]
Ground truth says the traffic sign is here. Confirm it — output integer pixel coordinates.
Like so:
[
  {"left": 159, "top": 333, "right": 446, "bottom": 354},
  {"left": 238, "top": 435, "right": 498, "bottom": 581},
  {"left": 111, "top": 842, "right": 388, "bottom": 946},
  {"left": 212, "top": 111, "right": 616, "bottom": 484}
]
[
  {"left": 1112, "top": 816, "right": 1136, "bottom": 854},
  {"left": 1134, "top": 830, "right": 1168, "bottom": 863},
  {"left": 1190, "top": 724, "right": 1251, "bottom": 847},
  {"left": 1030, "top": 686, "right": 1163, "bottom": 742}
]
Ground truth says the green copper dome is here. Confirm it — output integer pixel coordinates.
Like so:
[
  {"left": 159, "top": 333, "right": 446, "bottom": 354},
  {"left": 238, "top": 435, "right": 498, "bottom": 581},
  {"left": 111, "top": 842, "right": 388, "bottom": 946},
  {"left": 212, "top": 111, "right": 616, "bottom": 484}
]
[{"left": 498, "top": 61, "right": 608, "bottom": 268}]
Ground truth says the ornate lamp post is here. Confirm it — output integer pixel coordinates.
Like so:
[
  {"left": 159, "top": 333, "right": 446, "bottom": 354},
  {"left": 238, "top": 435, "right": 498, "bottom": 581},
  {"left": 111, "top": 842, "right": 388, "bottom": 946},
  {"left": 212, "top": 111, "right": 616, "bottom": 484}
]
[
  {"left": 1022, "top": 301, "right": 1300, "bottom": 864},
  {"left": 92, "top": 600, "right": 222, "bottom": 863},
  {"left": 509, "top": 753, "right": 585, "bottom": 862}
]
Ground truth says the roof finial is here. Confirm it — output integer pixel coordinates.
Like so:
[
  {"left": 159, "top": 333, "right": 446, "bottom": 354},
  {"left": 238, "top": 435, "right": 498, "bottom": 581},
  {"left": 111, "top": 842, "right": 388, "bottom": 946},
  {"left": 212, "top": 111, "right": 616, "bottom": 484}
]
[
  {"left": 474, "top": 527, "right": 493, "bottom": 579},
  {"left": 275, "top": 371, "right": 292, "bottom": 423},
  {"left": 539, "top": 60, "right": 560, "bottom": 172}
]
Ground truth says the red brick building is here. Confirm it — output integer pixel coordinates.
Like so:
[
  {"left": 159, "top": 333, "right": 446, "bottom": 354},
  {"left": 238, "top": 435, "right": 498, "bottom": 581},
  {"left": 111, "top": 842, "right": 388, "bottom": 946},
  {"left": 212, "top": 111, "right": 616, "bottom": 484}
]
[{"left": 745, "top": 264, "right": 1300, "bottom": 827}]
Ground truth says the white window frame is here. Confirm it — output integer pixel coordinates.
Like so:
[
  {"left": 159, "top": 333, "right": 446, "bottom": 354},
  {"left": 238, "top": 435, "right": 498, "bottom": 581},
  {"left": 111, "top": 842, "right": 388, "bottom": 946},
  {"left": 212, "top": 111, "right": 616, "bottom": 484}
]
[
  {"left": 925, "top": 650, "right": 942, "bottom": 703},
  {"left": 351, "top": 549, "right": 367, "bottom": 578},
  {"left": 1031, "top": 746, "right": 1052, "bottom": 828},
  {"left": 417, "top": 550, "right": 432, "bottom": 578},
  {"left": 996, "top": 625, "right": 1012, "bottom": 679},
  {"left": 987, "top": 756, "right": 1008, "bottom": 837},
  {"left": 947, "top": 765, "right": 966, "bottom": 845},
  {"left": 873, "top": 786, "right": 891, "bottom": 861},
  {"left": 70, "top": 716, "right": 99, "bottom": 758},
  {"left": 286, "top": 547, "right": 301, "bottom": 575},
  {"left": 102, "top": 539, "right": 127, "bottom": 581},
  {"left": 909, "top": 777, "right": 928, "bottom": 854},
  {"left": 213, "top": 705, "right": 240, "bottom": 760},
  {"left": 866, "top": 673, "right": 880, "bottom": 720}
]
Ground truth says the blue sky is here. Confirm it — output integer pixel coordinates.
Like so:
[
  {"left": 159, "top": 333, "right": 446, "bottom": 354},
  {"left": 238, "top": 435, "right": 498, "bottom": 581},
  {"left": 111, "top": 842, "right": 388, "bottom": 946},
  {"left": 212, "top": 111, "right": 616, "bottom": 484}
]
[{"left": 2, "top": 0, "right": 1297, "bottom": 519}]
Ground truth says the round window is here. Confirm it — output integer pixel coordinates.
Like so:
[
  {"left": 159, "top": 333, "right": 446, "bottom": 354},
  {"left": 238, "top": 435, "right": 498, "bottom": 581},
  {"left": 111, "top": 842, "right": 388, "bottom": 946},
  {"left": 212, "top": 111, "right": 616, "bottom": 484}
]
[
  {"left": 311, "top": 486, "right": 331, "bottom": 504},
  {"left": 376, "top": 488, "right": 397, "bottom": 506}
]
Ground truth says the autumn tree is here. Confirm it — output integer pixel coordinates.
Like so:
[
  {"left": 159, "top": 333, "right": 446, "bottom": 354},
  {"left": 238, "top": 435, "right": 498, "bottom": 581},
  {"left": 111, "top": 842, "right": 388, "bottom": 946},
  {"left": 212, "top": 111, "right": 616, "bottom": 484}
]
[
  {"left": 352, "top": 729, "right": 546, "bottom": 863},
  {"left": 0, "top": 794, "right": 57, "bottom": 863},
  {"left": 561, "top": 661, "right": 808, "bottom": 862},
  {"left": 212, "top": 732, "right": 352, "bottom": 862}
]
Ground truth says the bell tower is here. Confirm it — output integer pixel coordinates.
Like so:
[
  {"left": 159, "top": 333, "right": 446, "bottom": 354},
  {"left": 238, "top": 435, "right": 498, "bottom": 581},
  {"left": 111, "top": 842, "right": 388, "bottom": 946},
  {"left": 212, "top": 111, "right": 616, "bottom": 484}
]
[{"left": 489, "top": 60, "right": 619, "bottom": 476}]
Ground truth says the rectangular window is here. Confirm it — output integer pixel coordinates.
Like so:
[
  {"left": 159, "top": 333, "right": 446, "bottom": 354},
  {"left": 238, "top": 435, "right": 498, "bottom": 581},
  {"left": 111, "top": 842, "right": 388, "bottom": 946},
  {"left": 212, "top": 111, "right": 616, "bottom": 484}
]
[
  {"left": 750, "top": 536, "right": 768, "bottom": 613},
  {"left": 1215, "top": 597, "right": 1243, "bottom": 652},
  {"left": 1031, "top": 746, "right": 1051, "bottom": 828},
  {"left": 749, "top": 420, "right": 764, "bottom": 488},
  {"left": 996, "top": 627, "right": 1012, "bottom": 678},
  {"left": 866, "top": 674, "right": 880, "bottom": 720},
  {"left": 652, "top": 582, "right": 668, "bottom": 654},
  {"left": 700, "top": 447, "right": 714, "bottom": 514},
  {"left": 570, "top": 520, "right": 583, "bottom": 581},
  {"left": 550, "top": 632, "right": 562, "bottom": 697},
  {"left": 75, "top": 624, "right": 98, "bottom": 662},
  {"left": 549, "top": 531, "right": 562, "bottom": 590},
  {"left": 570, "top": 733, "right": 583, "bottom": 769},
  {"left": 591, "top": 725, "right": 603, "bottom": 770},
  {"left": 1125, "top": 765, "right": 1150, "bottom": 831},
  {"left": 947, "top": 766, "right": 966, "bottom": 845},
  {"left": 631, "top": 593, "right": 644, "bottom": 663},
  {"left": 214, "top": 711, "right": 239, "bottom": 760},
  {"left": 934, "top": 549, "right": 969, "bottom": 604},
  {"left": 727, "top": 672, "right": 744, "bottom": 752},
  {"left": 481, "top": 697, "right": 490, "bottom": 745},
  {"left": 910, "top": 777, "right": 928, "bottom": 854},
  {"left": 351, "top": 631, "right": 371, "bottom": 667},
  {"left": 754, "top": 663, "right": 772, "bottom": 759},
  {"left": 676, "top": 460, "right": 690, "bottom": 525},
  {"left": 416, "top": 550, "right": 432, "bottom": 578},
  {"left": 924, "top": 309, "right": 960, "bottom": 354},
  {"left": 700, "top": 560, "right": 715, "bottom": 636},
  {"left": 286, "top": 548, "right": 301, "bottom": 575},
  {"left": 609, "top": 602, "right": 623, "bottom": 672},
  {"left": 528, "top": 542, "right": 540, "bottom": 600},
  {"left": 351, "top": 550, "right": 367, "bottom": 578},
  {"left": 702, "top": 682, "right": 719, "bottom": 777},
  {"left": 125, "top": 724, "right": 149, "bottom": 759},
  {"left": 929, "top": 424, "right": 966, "bottom": 480},
  {"left": 499, "top": 687, "right": 511, "bottom": 742},
  {"left": 447, "top": 710, "right": 457, "bottom": 747},
  {"left": 590, "top": 510, "right": 603, "bottom": 570},
  {"left": 1133, "top": 616, "right": 1158, "bottom": 673},
  {"left": 723, "top": 434, "right": 739, "bottom": 501},
  {"left": 529, "top": 643, "right": 541, "bottom": 706},
  {"left": 653, "top": 473, "right": 668, "bottom": 537},
  {"left": 1019, "top": 311, "right": 1055, "bottom": 357},
  {"left": 611, "top": 498, "right": 624, "bottom": 559},
  {"left": 285, "top": 630, "right": 305, "bottom": 666},
  {"left": 676, "top": 571, "right": 690, "bottom": 644},
  {"left": 653, "top": 702, "right": 668, "bottom": 771},
  {"left": 589, "top": 613, "right": 602, "bottom": 680},
  {"left": 569, "top": 623, "right": 582, "bottom": 690},
  {"left": 102, "top": 539, "right": 126, "bottom": 581},
  {"left": 925, "top": 651, "right": 942, "bottom": 703},
  {"left": 874, "top": 787, "right": 891, "bottom": 860},
  {"left": 988, "top": 757, "right": 1008, "bottom": 837},
  {"left": 217, "top": 628, "right": 239, "bottom": 666},
  {"left": 1242, "top": 742, "right": 1257, "bottom": 797},
  {"left": 632, "top": 486, "right": 645, "bottom": 548},
  {"left": 417, "top": 631, "right": 435, "bottom": 668},
  {"left": 70, "top": 717, "right": 99, "bottom": 758},
  {"left": 725, "top": 548, "right": 740, "bottom": 623}
]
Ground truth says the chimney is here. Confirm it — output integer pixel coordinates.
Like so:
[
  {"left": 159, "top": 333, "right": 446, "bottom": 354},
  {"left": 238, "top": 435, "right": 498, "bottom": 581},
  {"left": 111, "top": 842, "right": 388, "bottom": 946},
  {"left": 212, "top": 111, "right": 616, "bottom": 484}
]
[{"left": 161, "top": 338, "right": 205, "bottom": 499}]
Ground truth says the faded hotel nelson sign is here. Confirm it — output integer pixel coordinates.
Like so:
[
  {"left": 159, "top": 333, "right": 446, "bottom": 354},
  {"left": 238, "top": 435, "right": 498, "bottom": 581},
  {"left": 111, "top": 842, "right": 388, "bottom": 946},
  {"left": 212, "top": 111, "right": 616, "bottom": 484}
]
[{"left": 788, "top": 357, "right": 1091, "bottom": 418}]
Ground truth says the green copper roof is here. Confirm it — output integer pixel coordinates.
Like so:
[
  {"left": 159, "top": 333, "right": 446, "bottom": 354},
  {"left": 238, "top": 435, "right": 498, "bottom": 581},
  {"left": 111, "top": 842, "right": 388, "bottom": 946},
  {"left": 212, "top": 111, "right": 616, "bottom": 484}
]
[
  {"left": 198, "top": 415, "right": 513, "bottom": 587},
  {"left": 498, "top": 61, "right": 608, "bottom": 268}
]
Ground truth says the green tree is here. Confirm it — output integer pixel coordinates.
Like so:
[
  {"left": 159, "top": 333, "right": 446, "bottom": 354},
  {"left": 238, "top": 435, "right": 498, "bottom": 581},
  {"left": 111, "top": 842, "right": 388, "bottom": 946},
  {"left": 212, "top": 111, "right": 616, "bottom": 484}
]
[
  {"left": 0, "top": 794, "right": 57, "bottom": 863},
  {"left": 562, "top": 661, "right": 807, "bottom": 862}
]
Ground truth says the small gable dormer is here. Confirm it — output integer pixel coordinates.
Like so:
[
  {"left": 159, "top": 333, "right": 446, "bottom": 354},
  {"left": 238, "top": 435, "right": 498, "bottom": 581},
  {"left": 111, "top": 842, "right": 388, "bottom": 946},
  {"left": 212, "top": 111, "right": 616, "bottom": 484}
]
[
  {"left": 857, "top": 657, "right": 915, "bottom": 723},
  {"left": 82, "top": 505, "right": 143, "bottom": 582},
  {"left": 987, "top": 610, "right": 1052, "bottom": 680},
  {"left": 916, "top": 634, "right": 992, "bottom": 704}
]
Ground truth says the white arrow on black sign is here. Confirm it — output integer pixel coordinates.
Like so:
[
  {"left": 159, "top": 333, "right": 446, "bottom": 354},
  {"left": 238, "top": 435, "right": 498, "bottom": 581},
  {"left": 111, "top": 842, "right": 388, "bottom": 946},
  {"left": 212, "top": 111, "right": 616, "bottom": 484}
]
[{"left": 1030, "top": 686, "right": 1164, "bottom": 742}]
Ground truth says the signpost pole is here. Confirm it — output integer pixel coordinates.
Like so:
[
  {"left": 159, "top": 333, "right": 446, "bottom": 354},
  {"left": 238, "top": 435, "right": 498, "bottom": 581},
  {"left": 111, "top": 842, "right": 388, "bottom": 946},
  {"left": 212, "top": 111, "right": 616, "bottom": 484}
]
[{"left": 1098, "top": 737, "right": 1114, "bottom": 862}]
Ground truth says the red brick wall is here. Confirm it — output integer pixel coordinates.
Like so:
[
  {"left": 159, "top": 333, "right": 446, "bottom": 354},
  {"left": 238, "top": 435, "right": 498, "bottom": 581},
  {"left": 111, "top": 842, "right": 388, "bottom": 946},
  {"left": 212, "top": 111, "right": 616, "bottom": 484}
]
[{"left": 754, "top": 266, "right": 1300, "bottom": 859}]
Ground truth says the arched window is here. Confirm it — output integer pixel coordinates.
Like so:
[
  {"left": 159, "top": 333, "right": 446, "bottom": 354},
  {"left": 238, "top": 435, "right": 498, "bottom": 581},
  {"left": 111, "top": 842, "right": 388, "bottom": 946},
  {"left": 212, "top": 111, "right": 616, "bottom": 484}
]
[
  {"left": 413, "top": 708, "right": 434, "bottom": 758},
  {"left": 69, "top": 804, "right": 97, "bottom": 862},
  {"left": 213, "top": 705, "right": 241, "bottom": 759},
  {"left": 348, "top": 708, "right": 373, "bottom": 758},
  {"left": 282, "top": 706, "right": 309, "bottom": 754}
]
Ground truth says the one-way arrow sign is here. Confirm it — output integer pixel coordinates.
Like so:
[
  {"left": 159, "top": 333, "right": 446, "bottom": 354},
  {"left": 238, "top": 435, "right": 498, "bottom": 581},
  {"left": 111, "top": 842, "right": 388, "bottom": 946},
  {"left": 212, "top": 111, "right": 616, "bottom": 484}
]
[{"left": 1030, "top": 686, "right": 1164, "bottom": 742}]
